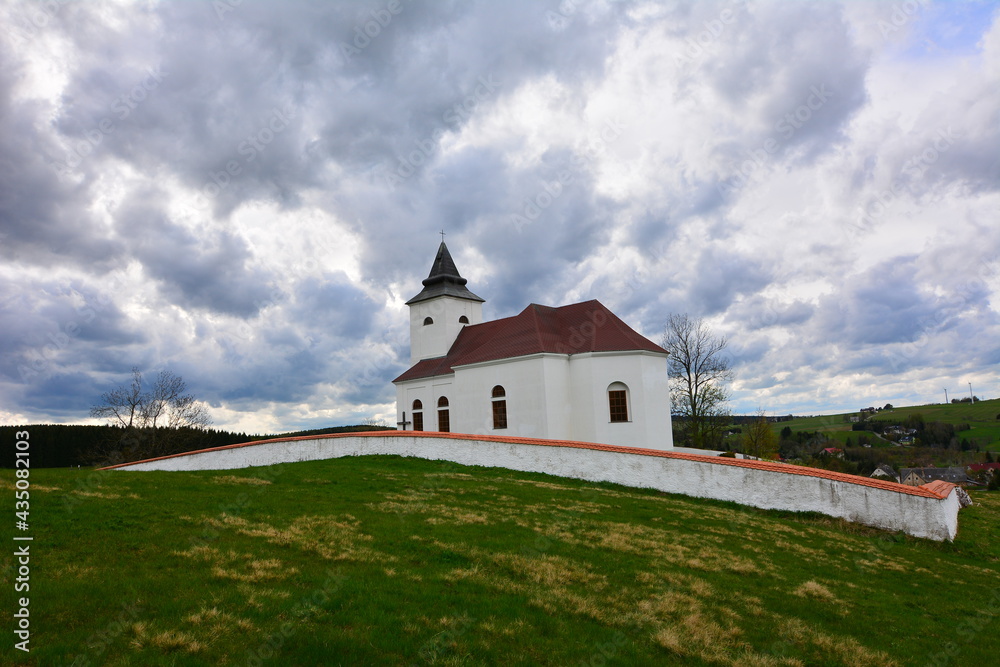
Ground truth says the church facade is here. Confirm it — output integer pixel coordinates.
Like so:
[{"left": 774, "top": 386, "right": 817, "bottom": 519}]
[{"left": 393, "top": 242, "right": 673, "bottom": 451}]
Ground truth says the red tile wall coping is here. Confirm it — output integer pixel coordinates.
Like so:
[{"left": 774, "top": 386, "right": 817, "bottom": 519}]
[
  {"left": 100, "top": 430, "right": 956, "bottom": 500},
  {"left": 921, "top": 479, "right": 959, "bottom": 498}
]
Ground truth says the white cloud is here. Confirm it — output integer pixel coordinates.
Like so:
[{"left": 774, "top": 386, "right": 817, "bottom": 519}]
[{"left": 1, "top": 0, "right": 997, "bottom": 431}]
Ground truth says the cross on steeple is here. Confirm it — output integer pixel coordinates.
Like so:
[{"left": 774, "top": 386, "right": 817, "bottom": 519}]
[{"left": 439, "top": 229, "right": 446, "bottom": 242}]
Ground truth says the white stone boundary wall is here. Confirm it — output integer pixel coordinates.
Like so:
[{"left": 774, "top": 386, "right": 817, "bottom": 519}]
[{"left": 104, "top": 432, "right": 963, "bottom": 541}]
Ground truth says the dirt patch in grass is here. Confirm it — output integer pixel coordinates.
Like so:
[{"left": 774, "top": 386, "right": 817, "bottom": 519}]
[
  {"left": 70, "top": 490, "right": 139, "bottom": 500},
  {"left": 130, "top": 624, "right": 203, "bottom": 654},
  {"left": 545, "top": 520, "right": 770, "bottom": 576},
  {"left": 423, "top": 472, "right": 475, "bottom": 480},
  {"left": 505, "top": 478, "right": 578, "bottom": 491},
  {"left": 0, "top": 479, "right": 61, "bottom": 492},
  {"left": 212, "top": 475, "right": 272, "bottom": 486},
  {"left": 173, "top": 546, "right": 297, "bottom": 583},
  {"left": 212, "top": 558, "right": 292, "bottom": 583},
  {"left": 238, "top": 583, "right": 291, "bottom": 609},
  {"left": 779, "top": 618, "right": 897, "bottom": 666},
  {"left": 425, "top": 510, "right": 490, "bottom": 525},
  {"left": 203, "top": 514, "right": 389, "bottom": 563},
  {"left": 369, "top": 495, "right": 494, "bottom": 526},
  {"left": 445, "top": 544, "right": 606, "bottom": 588},
  {"left": 184, "top": 607, "right": 257, "bottom": 640},
  {"left": 771, "top": 538, "right": 831, "bottom": 561},
  {"left": 792, "top": 581, "right": 838, "bottom": 602},
  {"left": 54, "top": 563, "right": 96, "bottom": 580}
]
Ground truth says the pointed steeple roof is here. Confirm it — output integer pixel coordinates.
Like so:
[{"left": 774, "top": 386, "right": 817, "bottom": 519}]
[{"left": 405, "top": 241, "right": 485, "bottom": 305}]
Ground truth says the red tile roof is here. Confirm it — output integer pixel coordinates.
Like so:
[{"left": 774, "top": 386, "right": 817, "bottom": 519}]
[
  {"left": 100, "top": 431, "right": 956, "bottom": 500},
  {"left": 394, "top": 300, "right": 667, "bottom": 382},
  {"left": 921, "top": 479, "right": 958, "bottom": 498}
]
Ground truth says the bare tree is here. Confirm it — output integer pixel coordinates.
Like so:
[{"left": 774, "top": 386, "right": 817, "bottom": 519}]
[
  {"left": 740, "top": 408, "right": 779, "bottom": 460},
  {"left": 91, "top": 368, "right": 146, "bottom": 430},
  {"left": 89, "top": 367, "right": 211, "bottom": 464},
  {"left": 661, "top": 314, "right": 734, "bottom": 450}
]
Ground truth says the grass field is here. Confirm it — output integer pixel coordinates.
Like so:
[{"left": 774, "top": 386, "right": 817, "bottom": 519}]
[
  {"left": 4, "top": 456, "right": 1000, "bottom": 666},
  {"left": 766, "top": 398, "right": 1000, "bottom": 451}
]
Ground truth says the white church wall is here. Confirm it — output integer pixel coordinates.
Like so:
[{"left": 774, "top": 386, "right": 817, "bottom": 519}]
[
  {"left": 107, "top": 432, "right": 963, "bottom": 542},
  {"left": 638, "top": 353, "right": 673, "bottom": 448},
  {"left": 450, "top": 355, "right": 554, "bottom": 438},
  {"left": 397, "top": 351, "right": 671, "bottom": 450},
  {"left": 398, "top": 381, "right": 436, "bottom": 431},
  {"left": 538, "top": 355, "right": 572, "bottom": 440},
  {"left": 431, "top": 380, "right": 454, "bottom": 431},
  {"left": 569, "top": 352, "right": 672, "bottom": 451}
]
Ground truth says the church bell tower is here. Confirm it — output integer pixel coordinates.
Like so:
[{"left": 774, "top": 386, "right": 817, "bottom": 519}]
[{"left": 406, "top": 241, "right": 484, "bottom": 364}]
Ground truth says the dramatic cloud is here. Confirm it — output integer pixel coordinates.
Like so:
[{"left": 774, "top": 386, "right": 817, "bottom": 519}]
[{"left": 1, "top": 0, "right": 998, "bottom": 432}]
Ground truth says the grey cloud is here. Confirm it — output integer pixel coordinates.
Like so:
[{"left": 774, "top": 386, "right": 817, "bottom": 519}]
[
  {"left": 1, "top": 1, "right": 997, "bottom": 427},
  {"left": 687, "top": 246, "right": 772, "bottom": 315},
  {"left": 705, "top": 2, "right": 869, "bottom": 171},
  {"left": 114, "top": 194, "right": 275, "bottom": 317},
  {"left": 812, "top": 260, "right": 935, "bottom": 347},
  {"left": 726, "top": 296, "right": 815, "bottom": 332},
  {"left": 290, "top": 274, "right": 380, "bottom": 340}
]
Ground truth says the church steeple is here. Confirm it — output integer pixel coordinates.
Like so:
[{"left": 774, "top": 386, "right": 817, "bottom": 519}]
[
  {"left": 406, "top": 242, "right": 485, "bottom": 305},
  {"left": 405, "top": 240, "right": 485, "bottom": 363}
]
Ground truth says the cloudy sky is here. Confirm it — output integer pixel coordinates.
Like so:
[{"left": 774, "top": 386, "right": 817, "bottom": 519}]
[{"left": 2, "top": 0, "right": 998, "bottom": 434}]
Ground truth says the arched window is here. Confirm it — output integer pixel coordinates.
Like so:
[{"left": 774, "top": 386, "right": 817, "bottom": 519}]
[
  {"left": 491, "top": 385, "right": 507, "bottom": 430},
  {"left": 412, "top": 399, "right": 423, "bottom": 432},
  {"left": 437, "top": 396, "right": 450, "bottom": 433},
  {"left": 608, "top": 382, "right": 629, "bottom": 423},
  {"left": 459, "top": 315, "right": 469, "bottom": 324},
  {"left": 423, "top": 317, "right": 434, "bottom": 326}
]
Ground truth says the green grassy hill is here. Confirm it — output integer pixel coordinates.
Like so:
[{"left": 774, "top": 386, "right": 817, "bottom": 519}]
[
  {"left": 4, "top": 456, "right": 999, "bottom": 665},
  {"left": 767, "top": 398, "right": 1000, "bottom": 451}
]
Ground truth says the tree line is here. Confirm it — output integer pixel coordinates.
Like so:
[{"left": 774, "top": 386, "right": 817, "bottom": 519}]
[
  {"left": 1, "top": 423, "right": 393, "bottom": 469},
  {"left": 4, "top": 367, "right": 393, "bottom": 468},
  {"left": 0, "top": 424, "right": 256, "bottom": 468}
]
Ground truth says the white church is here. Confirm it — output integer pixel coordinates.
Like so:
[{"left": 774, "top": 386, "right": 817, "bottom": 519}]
[{"left": 393, "top": 242, "right": 674, "bottom": 451}]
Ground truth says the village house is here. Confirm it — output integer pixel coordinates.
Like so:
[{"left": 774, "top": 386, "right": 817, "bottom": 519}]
[
  {"left": 900, "top": 466, "right": 970, "bottom": 487},
  {"left": 870, "top": 464, "right": 899, "bottom": 482}
]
